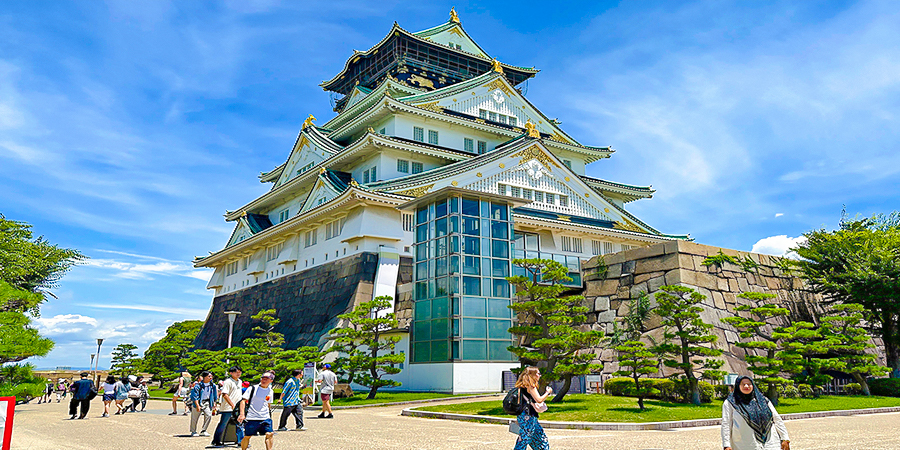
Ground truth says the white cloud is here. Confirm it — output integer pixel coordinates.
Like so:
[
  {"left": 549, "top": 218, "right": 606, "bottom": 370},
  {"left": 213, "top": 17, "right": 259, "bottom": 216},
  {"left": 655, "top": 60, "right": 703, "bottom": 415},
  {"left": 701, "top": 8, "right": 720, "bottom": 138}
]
[
  {"left": 82, "top": 251, "right": 213, "bottom": 281},
  {"left": 750, "top": 235, "right": 807, "bottom": 258},
  {"left": 775, "top": 213, "right": 784, "bottom": 218},
  {"left": 77, "top": 302, "right": 209, "bottom": 318},
  {"left": 34, "top": 314, "right": 99, "bottom": 335}
]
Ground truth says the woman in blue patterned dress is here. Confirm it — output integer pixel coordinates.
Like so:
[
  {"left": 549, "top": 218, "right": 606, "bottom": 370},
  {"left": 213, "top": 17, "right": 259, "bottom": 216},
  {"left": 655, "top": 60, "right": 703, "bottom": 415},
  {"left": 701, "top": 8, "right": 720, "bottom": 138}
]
[{"left": 513, "top": 366, "right": 552, "bottom": 450}]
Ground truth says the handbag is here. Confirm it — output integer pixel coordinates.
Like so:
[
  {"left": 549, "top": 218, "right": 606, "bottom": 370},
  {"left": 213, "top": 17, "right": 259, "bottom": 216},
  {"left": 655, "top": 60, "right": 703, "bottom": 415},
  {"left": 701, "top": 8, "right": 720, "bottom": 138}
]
[
  {"left": 508, "top": 421, "right": 520, "bottom": 434},
  {"left": 86, "top": 385, "right": 98, "bottom": 401},
  {"left": 532, "top": 401, "right": 548, "bottom": 413},
  {"left": 127, "top": 388, "right": 142, "bottom": 399}
]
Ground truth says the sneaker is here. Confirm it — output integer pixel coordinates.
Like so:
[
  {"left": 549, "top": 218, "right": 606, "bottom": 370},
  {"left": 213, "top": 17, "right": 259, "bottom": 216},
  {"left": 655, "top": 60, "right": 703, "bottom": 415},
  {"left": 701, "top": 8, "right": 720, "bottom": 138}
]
[
  {"left": 168, "top": 412, "right": 178, "bottom": 415},
  {"left": 69, "top": 415, "right": 76, "bottom": 420},
  {"left": 190, "top": 432, "right": 198, "bottom": 437},
  {"left": 296, "top": 427, "right": 307, "bottom": 431},
  {"left": 317, "top": 413, "right": 325, "bottom": 418},
  {"left": 101, "top": 413, "right": 109, "bottom": 417},
  {"left": 276, "top": 427, "right": 288, "bottom": 431},
  {"left": 325, "top": 414, "right": 334, "bottom": 419},
  {"left": 199, "top": 432, "right": 210, "bottom": 437}
]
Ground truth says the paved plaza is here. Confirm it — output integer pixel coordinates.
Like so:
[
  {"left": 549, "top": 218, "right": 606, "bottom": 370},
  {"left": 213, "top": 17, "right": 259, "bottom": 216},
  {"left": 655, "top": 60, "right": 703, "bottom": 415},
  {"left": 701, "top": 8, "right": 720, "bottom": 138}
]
[{"left": 10, "top": 398, "right": 900, "bottom": 449}]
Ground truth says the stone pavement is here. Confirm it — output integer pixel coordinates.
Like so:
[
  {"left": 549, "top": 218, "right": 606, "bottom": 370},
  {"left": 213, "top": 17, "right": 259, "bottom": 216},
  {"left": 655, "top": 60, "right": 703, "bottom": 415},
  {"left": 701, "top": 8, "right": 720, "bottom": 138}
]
[{"left": 10, "top": 398, "right": 900, "bottom": 449}]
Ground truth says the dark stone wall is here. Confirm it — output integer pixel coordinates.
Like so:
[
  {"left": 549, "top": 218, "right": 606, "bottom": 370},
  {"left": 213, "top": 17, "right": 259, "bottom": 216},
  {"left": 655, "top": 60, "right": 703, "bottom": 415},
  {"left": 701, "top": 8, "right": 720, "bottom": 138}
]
[{"left": 195, "top": 252, "right": 382, "bottom": 350}]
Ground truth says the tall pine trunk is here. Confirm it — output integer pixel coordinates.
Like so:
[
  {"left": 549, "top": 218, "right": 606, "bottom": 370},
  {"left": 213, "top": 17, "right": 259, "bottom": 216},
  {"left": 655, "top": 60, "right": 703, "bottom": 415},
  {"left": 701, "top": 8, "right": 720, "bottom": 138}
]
[
  {"left": 550, "top": 375, "right": 572, "bottom": 403},
  {"left": 851, "top": 372, "right": 872, "bottom": 396}
]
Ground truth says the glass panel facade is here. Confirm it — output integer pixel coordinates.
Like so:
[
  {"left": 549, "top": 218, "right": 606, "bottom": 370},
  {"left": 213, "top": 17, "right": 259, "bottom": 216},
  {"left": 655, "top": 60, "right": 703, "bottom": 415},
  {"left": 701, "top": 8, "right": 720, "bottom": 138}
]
[{"left": 411, "top": 194, "right": 516, "bottom": 362}]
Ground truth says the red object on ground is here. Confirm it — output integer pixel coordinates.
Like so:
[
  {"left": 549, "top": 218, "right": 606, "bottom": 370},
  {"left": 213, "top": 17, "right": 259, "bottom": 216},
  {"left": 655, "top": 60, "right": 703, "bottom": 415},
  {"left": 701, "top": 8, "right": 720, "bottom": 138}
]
[{"left": 0, "top": 396, "right": 14, "bottom": 450}]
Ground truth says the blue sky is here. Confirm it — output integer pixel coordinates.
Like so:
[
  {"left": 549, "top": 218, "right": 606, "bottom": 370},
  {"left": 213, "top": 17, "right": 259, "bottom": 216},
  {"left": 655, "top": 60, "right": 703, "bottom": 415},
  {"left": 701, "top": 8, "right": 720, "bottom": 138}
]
[{"left": 2, "top": 1, "right": 897, "bottom": 369}]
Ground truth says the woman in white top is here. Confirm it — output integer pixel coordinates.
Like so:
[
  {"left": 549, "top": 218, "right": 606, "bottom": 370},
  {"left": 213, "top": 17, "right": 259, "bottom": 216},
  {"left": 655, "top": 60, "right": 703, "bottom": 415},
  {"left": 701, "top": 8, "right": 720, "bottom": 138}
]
[
  {"left": 101, "top": 375, "right": 117, "bottom": 417},
  {"left": 722, "top": 376, "right": 790, "bottom": 450}
]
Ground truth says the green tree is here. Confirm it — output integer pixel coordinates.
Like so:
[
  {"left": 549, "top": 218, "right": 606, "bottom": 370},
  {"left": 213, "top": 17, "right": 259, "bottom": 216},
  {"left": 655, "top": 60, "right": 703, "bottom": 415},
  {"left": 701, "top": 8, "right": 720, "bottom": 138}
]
[
  {"left": 614, "top": 341, "right": 658, "bottom": 411},
  {"left": 0, "top": 310, "right": 54, "bottom": 364},
  {"left": 241, "top": 309, "right": 286, "bottom": 380},
  {"left": 109, "top": 343, "right": 140, "bottom": 376},
  {"left": 141, "top": 320, "right": 203, "bottom": 384},
  {"left": 721, "top": 292, "right": 791, "bottom": 405},
  {"left": 775, "top": 321, "right": 837, "bottom": 393},
  {"left": 507, "top": 258, "right": 605, "bottom": 403},
  {"left": 0, "top": 363, "right": 48, "bottom": 402},
  {"left": 653, "top": 285, "right": 724, "bottom": 405},
  {"left": 0, "top": 215, "right": 85, "bottom": 313},
  {"left": 610, "top": 293, "right": 654, "bottom": 346},
  {"left": 820, "top": 304, "right": 890, "bottom": 395},
  {"left": 792, "top": 212, "right": 900, "bottom": 377},
  {"left": 330, "top": 296, "right": 404, "bottom": 399},
  {"left": 271, "top": 346, "right": 327, "bottom": 383}
]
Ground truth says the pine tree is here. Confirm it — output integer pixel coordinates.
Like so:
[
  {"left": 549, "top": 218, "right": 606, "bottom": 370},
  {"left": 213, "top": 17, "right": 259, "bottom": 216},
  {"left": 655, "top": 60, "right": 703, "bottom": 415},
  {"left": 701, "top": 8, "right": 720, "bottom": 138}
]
[
  {"left": 721, "top": 292, "right": 791, "bottom": 405},
  {"left": 775, "top": 321, "right": 837, "bottom": 393},
  {"left": 614, "top": 340, "right": 658, "bottom": 410},
  {"left": 242, "top": 309, "right": 286, "bottom": 380},
  {"left": 109, "top": 343, "right": 140, "bottom": 377},
  {"left": 820, "top": 303, "right": 890, "bottom": 395},
  {"left": 330, "top": 296, "right": 404, "bottom": 399},
  {"left": 507, "top": 258, "right": 605, "bottom": 403},
  {"left": 653, "top": 285, "right": 724, "bottom": 405}
]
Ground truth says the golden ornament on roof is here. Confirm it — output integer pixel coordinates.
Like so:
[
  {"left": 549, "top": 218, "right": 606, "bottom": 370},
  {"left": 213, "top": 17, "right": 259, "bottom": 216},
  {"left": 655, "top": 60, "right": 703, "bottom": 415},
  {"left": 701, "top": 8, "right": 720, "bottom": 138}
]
[
  {"left": 525, "top": 119, "right": 540, "bottom": 138},
  {"left": 450, "top": 7, "right": 460, "bottom": 23},
  {"left": 302, "top": 114, "right": 317, "bottom": 129},
  {"left": 319, "top": 167, "right": 327, "bottom": 174},
  {"left": 491, "top": 59, "right": 504, "bottom": 74}
]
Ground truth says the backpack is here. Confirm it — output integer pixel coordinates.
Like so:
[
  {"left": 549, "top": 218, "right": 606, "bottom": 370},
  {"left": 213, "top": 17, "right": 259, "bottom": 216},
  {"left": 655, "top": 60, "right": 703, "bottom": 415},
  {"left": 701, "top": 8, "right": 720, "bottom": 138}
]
[
  {"left": 232, "top": 385, "right": 256, "bottom": 423},
  {"left": 502, "top": 387, "right": 528, "bottom": 415}
]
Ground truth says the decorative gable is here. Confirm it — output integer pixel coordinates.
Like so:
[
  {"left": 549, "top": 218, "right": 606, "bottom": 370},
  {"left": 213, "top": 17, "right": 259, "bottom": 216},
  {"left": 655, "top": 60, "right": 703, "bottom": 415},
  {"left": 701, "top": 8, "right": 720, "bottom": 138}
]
[
  {"left": 226, "top": 220, "right": 253, "bottom": 247},
  {"left": 418, "top": 24, "right": 488, "bottom": 58},
  {"left": 299, "top": 175, "right": 344, "bottom": 214},
  {"left": 276, "top": 136, "right": 329, "bottom": 188}
]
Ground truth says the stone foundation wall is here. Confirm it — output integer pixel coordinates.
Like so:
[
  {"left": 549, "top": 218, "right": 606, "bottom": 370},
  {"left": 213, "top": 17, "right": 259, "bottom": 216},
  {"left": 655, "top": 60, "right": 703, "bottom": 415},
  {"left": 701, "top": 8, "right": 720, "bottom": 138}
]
[
  {"left": 194, "top": 253, "right": 413, "bottom": 351},
  {"left": 580, "top": 240, "right": 884, "bottom": 376}
]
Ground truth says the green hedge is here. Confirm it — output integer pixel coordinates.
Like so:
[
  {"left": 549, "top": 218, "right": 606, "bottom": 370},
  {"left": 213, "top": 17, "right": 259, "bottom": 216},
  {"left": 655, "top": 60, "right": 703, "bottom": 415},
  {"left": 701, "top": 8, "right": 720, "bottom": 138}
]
[
  {"left": 869, "top": 378, "right": 900, "bottom": 397},
  {"left": 604, "top": 377, "right": 715, "bottom": 403}
]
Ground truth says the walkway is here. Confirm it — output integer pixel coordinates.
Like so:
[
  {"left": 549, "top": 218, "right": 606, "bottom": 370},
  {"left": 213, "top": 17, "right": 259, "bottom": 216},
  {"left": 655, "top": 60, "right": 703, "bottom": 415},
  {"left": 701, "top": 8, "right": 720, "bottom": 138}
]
[{"left": 10, "top": 398, "right": 900, "bottom": 449}]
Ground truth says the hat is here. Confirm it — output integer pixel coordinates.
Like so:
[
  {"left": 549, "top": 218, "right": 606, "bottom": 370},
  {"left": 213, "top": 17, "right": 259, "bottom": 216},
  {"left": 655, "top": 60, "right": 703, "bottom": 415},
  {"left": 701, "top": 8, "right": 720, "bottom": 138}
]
[
  {"left": 324, "top": 364, "right": 331, "bottom": 369},
  {"left": 261, "top": 371, "right": 275, "bottom": 379},
  {"left": 242, "top": 381, "right": 251, "bottom": 388}
]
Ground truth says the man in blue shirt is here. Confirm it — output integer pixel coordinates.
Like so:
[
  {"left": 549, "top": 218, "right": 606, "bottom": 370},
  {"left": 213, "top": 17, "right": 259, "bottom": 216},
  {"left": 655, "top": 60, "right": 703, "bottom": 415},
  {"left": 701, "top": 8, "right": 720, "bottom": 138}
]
[
  {"left": 277, "top": 369, "right": 306, "bottom": 431},
  {"left": 68, "top": 372, "right": 94, "bottom": 419}
]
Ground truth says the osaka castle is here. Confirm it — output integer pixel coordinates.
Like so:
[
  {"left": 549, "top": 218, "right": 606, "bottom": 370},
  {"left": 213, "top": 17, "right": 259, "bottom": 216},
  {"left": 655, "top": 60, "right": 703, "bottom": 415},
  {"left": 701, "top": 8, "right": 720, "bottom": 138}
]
[{"left": 193, "top": 9, "right": 686, "bottom": 393}]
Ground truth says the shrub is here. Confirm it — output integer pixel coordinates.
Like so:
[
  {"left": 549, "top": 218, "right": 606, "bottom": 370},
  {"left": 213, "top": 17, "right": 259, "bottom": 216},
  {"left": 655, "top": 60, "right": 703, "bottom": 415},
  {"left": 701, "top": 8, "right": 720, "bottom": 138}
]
[
  {"left": 604, "top": 377, "right": 635, "bottom": 396},
  {"left": 843, "top": 383, "right": 863, "bottom": 395},
  {"left": 653, "top": 379, "right": 677, "bottom": 402},
  {"left": 797, "top": 384, "right": 814, "bottom": 398},
  {"left": 781, "top": 383, "right": 799, "bottom": 399},
  {"left": 605, "top": 377, "right": 716, "bottom": 403},
  {"left": 869, "top": 378, "right": 900, "bottom": 397},
  {"left": 672, "top": 378, "right": 714, "bottom": 403},
  {"left": 714, "top": 384, "right": 730, "bottom": 400}
]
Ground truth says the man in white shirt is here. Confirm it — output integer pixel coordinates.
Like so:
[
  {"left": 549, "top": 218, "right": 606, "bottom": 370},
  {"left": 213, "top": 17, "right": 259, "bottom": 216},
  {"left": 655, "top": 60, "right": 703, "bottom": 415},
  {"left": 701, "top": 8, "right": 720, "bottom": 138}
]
[
  {"left": 316, "top": 364, "right": 337, "bottom": 419},
  {"left": 238, "top": 371, "right": 275, "bottom": 450},
  {"left": 211, "top": 366, "right": 243, "bottom": 448}
]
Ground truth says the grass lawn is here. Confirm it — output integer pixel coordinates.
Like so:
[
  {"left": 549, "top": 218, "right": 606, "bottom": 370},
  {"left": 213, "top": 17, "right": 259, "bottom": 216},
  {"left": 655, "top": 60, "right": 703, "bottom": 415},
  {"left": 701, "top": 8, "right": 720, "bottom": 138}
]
[
  {"left": 416, "top": 394, "right": 900, "bottom": 423},
  {"left": 331, "top": 392, "right": 470, "bottom": 406}
]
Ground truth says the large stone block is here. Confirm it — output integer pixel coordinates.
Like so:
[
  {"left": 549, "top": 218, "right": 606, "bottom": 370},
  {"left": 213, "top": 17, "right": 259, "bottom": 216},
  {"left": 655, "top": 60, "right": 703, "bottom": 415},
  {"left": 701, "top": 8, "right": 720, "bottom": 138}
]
[
  {"left": 596, "top": 309, "right": 617, "bottom": 323},
  {"left": 630, "top": 281, "right": 649, "bottom": 298},
  {"left": 675, "top": 240, "right": 714, "bottom": 257},
  {"left": 712, "top": 291, "right": 726, "bottom": 310},
  {"left": 620, "top": 243, "right": 666, "bottom": 262},
  {"left": 680, "top": 270, "right": 720, "bottom": 291},
  {"left": 585, "top": 279, "right": 619, "bottom": 297},
  {"left": 606, "top": 263, "right": 622, "bottom": 278},
  {"left": 635, "top": 253, "right": 680, "bottom": 275},
  {"left": 647, "top": 275, "right": 667, "bottom": 293},
  {"left": 594, "top": 296, "right": 610, "bottom": 311}
]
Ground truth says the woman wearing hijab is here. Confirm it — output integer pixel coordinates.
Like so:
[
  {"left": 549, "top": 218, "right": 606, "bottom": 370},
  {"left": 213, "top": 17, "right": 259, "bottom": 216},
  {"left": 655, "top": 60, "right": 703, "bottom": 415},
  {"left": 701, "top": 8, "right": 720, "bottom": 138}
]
[{"left": 722, "top": 376, "right": 790, "bottom": 450}]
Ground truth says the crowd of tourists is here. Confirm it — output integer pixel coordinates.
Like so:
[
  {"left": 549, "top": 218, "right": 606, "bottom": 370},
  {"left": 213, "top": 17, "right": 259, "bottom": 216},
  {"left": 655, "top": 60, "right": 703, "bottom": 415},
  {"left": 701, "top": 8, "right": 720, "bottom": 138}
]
[{"left": 58, "top": 364, "right": 339, "bottom": 450}]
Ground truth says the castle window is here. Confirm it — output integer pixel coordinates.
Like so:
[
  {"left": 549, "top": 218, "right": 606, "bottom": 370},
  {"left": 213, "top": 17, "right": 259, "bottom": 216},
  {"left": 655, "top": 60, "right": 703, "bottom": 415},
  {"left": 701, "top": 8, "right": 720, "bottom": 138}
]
[
  {"left": 464, "top": 138, "right": 474, "bottom": 153},
  {"left": 370, "top": 166, "right": 377, "bottom": 182},
  {"left": 545, "top": 193, "right": 555, "bottom": 204},
  {"left": 591, "top": 240, "right": 602, "bottom": 256},
  {"left": 412, "top": 162, "right": 424, "bottom": 174},
  {"left": 534, "top": 191, "right": 543, "bottom": 203},
  {"left": 402, "top": 213, "right": 415, "bottom": 232},
  {"left": 397, "top": 159, "right": 409, "bottom": 173},
  {"left": 561, "top": 236, "right": 583, "bottom": 253},
  {"left": 428, "top": 130, "right": 439, "bottom": 145},
  {"left": 278, "top": 209, "right": 290, "bottom": 223},
  {"left": 508, "top": 117, "right": 517, "bottom": 127},
  {"left": 497, "top": 184, "right": 507, "bottom": 196},
  {"left": 488, "top": 111, "right": 498, "bottom": 122},
  {"left": 363, "top": 170, "right": 370, "bottom": 183},
  {"left": 510, "top": 186, "right": 520, "bottom": 197},
  {"left": 326, "top": 219, "right": 344, "bottom": 240},
  {"left": 413, "top": 126, "right": 424, "bottom": 142},
  {"left": 266, "top": 243, "right": 283, "bottom": 262},
  {"left": 522, "top": 189, "right": 533, "bottom": 200},
  {"left": 604, "top": 242, "right": 615, "bottom": 254},
  {"left": 479, "top": 109, "right": 488, "bottom": 119},
  {"left": 477, "top": 141, "right": 487, "bottom": 154},
  {"left": 226, "top": 261, "right": 238, "bottom": 276},
  {"left": 559, "top": 195, "right": 569, "bottom": 208},
  {"left": 240, "top": 256, "right": 250, "bottom": 271},
  {"left": 305, "top": 229, "right": 318, "bottom": 247}
]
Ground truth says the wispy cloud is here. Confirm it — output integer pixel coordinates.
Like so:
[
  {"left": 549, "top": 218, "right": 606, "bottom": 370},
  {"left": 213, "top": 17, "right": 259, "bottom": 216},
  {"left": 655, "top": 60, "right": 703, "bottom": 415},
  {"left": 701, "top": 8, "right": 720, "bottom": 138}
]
[
  {"left": 82, "top": 252, "right": 212, "bottom": 281},
  {"left": 76, "top": 303, "right": 209, "bottom": 318},
  {"left": 751, "top": 235, "right": 807, "bottom": 258}
]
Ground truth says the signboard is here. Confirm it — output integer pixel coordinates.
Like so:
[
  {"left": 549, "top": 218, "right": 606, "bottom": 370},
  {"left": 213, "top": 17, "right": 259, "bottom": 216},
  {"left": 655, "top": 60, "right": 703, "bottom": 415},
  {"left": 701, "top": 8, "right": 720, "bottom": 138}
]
[
  {"left": 303, "top": 363, "right": 316, "bottom": 389},
  {"left": 0, "top": 396, "right": 13, "bottom": 450}
]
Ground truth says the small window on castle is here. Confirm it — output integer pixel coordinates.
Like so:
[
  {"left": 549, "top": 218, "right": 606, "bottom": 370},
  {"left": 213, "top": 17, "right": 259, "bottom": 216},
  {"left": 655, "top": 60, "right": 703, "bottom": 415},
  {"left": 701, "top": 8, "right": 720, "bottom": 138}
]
[
  {"left": 479, "top": 109, "right": 488, "bottom": 119},
  {"left": 413, "top": 126, "right": 424, "bottom": 142},
  {"left": 477, "top": 141, "right": 487, "bottom": 154},
  {"left": 559, "top": 195, "right": 569, "bottom": 207},
  {"left": 510, "top": 186, "right": 521, "bottom": 197},
  {"left": 545, "top": 193, "right": 555, "bottom": 204},
  {"left": 379, "top": 128, "right": 386, "bottom": 134},
  {"left": 278, "top": 209, "right": 290, "bottom": 223},
  {"left": 363, "top": 170, "right": 370, "bottom": 184},
  {"left": 499, "top": 115, "right": 507, "bottom": 124},
  {"left": 370, "top": 166, "right": 377, "bottom": 182},
  {"left": 305, "top": 229, "right": 317, "bottom": 247},
  {"left": 591, "top": 240, "right": 602, "bottom": 256},
  {"left": 508, "top": 117, "right": 517, "bottom": 127},
  {"left": 603, "top": 242, "right": 615, "bottom": 254},
  {"left": 428, "top": 130, "right": 439, "bottom": 145},
  {"left": 488, "top": 111, "right": 498, "bottom": 122},
  {"left": 411, "top": 162, "right": 423, "bottom": 174},
  {"left": 534, "top": 191, "right": 543, "bottom": 203},
  {"left": 397, "top": 159, "right": 409, "bottom": 173},
  {"left": 497, "top": 184, "right": 507, "bottom": 196},
  {"left": 464, "top": 138, "right": 474, "bottom": 153}
]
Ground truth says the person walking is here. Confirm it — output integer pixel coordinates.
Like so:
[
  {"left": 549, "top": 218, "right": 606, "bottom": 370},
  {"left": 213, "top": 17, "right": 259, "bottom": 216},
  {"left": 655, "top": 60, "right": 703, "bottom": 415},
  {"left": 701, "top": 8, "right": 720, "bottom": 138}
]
[
  {"left": 211, "top": 366, "right": 243, "bottom": 448},
  {"left": 55, "top": 378, "right": 67, "bottom": 403},
  {"left": 512, "top": 366, "right": 552, "bottom": 450},
  {"left": 138, "top": 377, "right": 150, "bottom": 411},
  {"left": 277, "top": 369, "right": 306, "bottom": 431},
  {"left": 113, "top": 375, "right": 129, "bottom": 415},
  {"left": 237, "top": 371, "right": 276, "bottom": 450},
  {"left": 39, "top": 379, "right": 52, "bottom": 404},
  {"left": 722, "top": 376, "right": 790, "bottom": 450},
  {"left": 316, "top": 364, "right": 337, "bottom": 419},
  {"left": 125, "top": 375, "right": 141, "bottom": 413},
  {"left": 189, "top": 371, "right": 218, "bottom": 437},
  {"left": 68, "top": 372, "right": 94, "bottom": 420},
  {"left": 101, "top": 375, "right": 117, "bottom": 417},
  {"left": 170, "top": 371, "right": 191, "bottom": 415}
]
